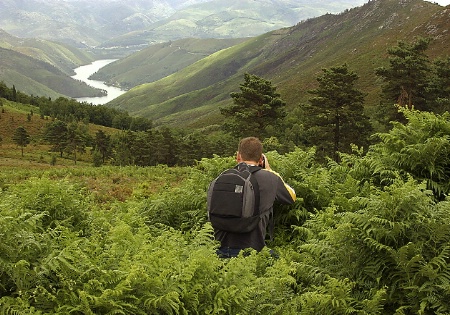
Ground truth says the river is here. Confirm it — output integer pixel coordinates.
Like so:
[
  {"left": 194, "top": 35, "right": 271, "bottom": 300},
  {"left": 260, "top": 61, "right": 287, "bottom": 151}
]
[{"left": 71, "top": 59, "right": 126, "bottom": 105}]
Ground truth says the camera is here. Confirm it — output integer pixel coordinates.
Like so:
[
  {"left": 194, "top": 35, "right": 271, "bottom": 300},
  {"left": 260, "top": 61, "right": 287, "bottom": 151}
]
[{"left": 260, "top": 155, "right": 266, "bottom": 168}]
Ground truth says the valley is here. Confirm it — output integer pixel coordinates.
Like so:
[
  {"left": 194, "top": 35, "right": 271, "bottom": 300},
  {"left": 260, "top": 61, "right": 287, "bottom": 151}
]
[
  {"left": 1, "top": 0, "right": 450, "bottom": 132},
  {"left": 71, "top": 59, "right": 126, "bottom": 105},
  {"left": 1, "top": 1, "right": 450, "bottom": 313}
]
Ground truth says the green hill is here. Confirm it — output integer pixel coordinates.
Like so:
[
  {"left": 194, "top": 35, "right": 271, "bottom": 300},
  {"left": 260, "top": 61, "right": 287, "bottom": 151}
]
[
  {"left": 106, "top": 0, "right": 449, "bottom": 128},
  {"left": 0, "top": 29, "right": 94, "bottom": 75},
  {"left": 91, "top": 37, "right": 248, "bottom": 89},
  {"left": 0, "top": 29, "right": 109, "bottom": 99},
  {"left": 0, "top": 47, "right": 103, "bottom": 99}
]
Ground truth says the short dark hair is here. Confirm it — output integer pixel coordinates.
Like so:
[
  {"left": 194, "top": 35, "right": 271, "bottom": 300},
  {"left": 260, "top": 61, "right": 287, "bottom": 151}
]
[{"left": 238, "top": 137, "right": 262, "bottom": 162}]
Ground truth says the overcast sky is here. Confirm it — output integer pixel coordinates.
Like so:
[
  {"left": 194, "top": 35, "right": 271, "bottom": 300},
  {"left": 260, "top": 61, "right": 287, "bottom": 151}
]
[{"left": 425, "top": 0, "right": 450, "bottom": 5}]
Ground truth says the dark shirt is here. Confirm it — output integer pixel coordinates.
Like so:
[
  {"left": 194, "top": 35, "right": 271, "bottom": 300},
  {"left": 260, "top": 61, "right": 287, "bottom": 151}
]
[{"left": 214, "top": 165, "right": 296, "bottom": 251}]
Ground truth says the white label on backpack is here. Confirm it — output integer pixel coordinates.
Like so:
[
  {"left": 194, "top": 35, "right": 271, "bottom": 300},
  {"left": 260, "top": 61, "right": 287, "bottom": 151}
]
[{"left": 235, "top": 185, "right": 243, "bottom": 193}]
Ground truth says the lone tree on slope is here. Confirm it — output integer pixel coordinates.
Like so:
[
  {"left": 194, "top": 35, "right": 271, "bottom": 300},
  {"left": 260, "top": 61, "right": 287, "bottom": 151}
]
[{"left": 12, "top": 126, "right": 31, "bottom": 157}]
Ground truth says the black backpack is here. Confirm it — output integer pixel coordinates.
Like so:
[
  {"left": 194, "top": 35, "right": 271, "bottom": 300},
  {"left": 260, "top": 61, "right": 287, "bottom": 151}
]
[{"left": 207, "top": 163, "right": 266, "bottom": 234}]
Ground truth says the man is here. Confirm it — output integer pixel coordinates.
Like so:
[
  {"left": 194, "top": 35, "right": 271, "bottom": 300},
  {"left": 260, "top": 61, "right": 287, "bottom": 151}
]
[{"left": 213, "top": 137, "right": 296, "bottom": 258}]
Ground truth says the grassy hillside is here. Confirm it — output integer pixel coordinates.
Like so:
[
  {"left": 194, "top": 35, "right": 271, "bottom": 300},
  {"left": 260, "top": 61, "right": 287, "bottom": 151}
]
[
  {"left": 91, "top": 37, "right": 248, "bottom": 89},
  {"left": 0, "top": 29, "right": 94, "bottom": 75},
  {"left": 106, "top": 0, "right": 449, "bottom": 128},
  {"left": 0, "top": 47, "right": 105, "bottom": 99},
  {"left": 0, "top": 30, "right": 104, "bottom": 99},
  {"left": 0, "top": 99, "right": 118, "bottom": 167}
]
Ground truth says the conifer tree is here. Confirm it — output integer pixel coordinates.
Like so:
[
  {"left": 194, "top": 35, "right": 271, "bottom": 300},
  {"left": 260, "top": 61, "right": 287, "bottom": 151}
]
[
  {"left": 428, "top": 56, "right": 450, "bottom": 114},
  {"left": 221, "top": 73, "right": 286, "bottom": 139},
  {"left": 12, "top": 85, "right": 17, "bottom": 102},
  {"left": 375, "top": 37, "right": 431, "bottom": 126},
  {"left": 64, "top": 121, "right": 89, "bottom": 164},
  {"left": 94, "top": 130, "right": 111, "bottom": 164},
  {"left": 304, "top": 64, "right": 372, "bottom": 162},
  {"left": 12, "top": 126, "right": 30, "bottom": 157},
  {"left": 44, "top": 120, "right": 68, "bottom": 157},
  {"left": 111, "top": 130, "right": 135, "bottom": 166}
]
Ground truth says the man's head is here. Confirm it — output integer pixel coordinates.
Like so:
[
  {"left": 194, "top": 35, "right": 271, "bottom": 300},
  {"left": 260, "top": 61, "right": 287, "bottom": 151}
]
[{"left": 237, "top": 137, "right": 263, "bottom": 164}]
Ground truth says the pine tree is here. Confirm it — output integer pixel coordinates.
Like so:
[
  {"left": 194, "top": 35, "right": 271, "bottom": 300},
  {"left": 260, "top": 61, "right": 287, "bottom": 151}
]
[
  {"left": 375, "top": 37, "right": 432, "bottom": 126},
  {"left": 94, "top": 130, "right": 111, "bottom": 164},
  {"left": 111, "top": 130, "right": 135, "bottom": 166},
  {"left": 221, "top": 73, "right": 287, "bottom": 139},
  {"left": 12, "top": 85, "right": 17, "bottom": 102},
  {"left": 43, "top": 120, "right": 68, "bottom": 157},
  {"left": 64, "top": 121, "right": 89, "bottom": 164},
  {"left": 12, "top": 126, "right": 30, "bottom": 157},
  {"left": 304, "top": 64, "right": 372, "bottom": 162},
  {"left": 428, "top": 56, "right": 450, "bottom": 114}
]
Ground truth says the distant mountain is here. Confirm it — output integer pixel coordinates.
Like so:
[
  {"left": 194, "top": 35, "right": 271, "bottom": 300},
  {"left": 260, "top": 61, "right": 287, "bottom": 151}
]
[
  {"left": 0, "top": 46, "right": 105, "bottom": 99},
  {"left": 91, "top": 37, "right": 248, "bottom": 89},
  {"left": 0, "top": 30, "right": 104, "bottom": 98},
  {"left": 0, "top": 29, "right": 93, "bottom": 75},
  {"left": 100, "top": 0, "right": 368, "bottom": 49},
  {"left": 0, "top": 0, "right": 367, "bottom": 52},
  {"left": 0, "top": 0, "right": 370, "bottom": 100},
  {"left": 106, "top": 0, "right": 450, "bottom": 128},
  {"left": 0, "top": 0, "right": 192, "bottom": 47}
]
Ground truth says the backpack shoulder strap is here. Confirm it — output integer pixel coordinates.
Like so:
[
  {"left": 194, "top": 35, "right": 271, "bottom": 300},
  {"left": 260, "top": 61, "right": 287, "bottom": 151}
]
[
  {"left": 248, "top": 166, "right": 274, "bottom": 241},
  {"left": 235, "top": 163, "right": 262, "bottom": 216},
  {"left": 248, "top": 165, "right": 261, "bottom": 216}
]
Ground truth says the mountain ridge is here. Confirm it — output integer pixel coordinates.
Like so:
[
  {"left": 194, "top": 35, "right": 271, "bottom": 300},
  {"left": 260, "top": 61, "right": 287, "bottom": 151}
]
[
  {"left": 98, "top": 0, "right": 368, "bottom": 49},
  {"left": 0, "top": 0, "right": 369, "bottom": 100},
  {"left": 0, "top": 0, "right": 367, "bottom": 51},
  {"left": 0, "top": 31, "right": 105, "bottom": 98},
  {"left": 106, "top": 0, "right": 449, "bottom": 128},
  {"left": 91, "top": 37, "right": 249, "bottom": 90},
  {"left": 0, "top": 29, "right": 94, "bottom": 75}
]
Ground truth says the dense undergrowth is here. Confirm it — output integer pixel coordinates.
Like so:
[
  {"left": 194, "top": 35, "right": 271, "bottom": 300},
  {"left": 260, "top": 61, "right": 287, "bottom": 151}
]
[{"left": 1, "top": 109, "right": 449, "bottom": 314}]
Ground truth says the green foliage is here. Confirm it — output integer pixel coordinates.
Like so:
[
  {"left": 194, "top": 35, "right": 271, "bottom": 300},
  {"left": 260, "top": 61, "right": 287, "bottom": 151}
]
[
  {"left": 221, "top": 73, "right": 287, "bottom": 140},
  {"left": 374, "top": 37, "right": 450, "bottom": 128},
  {"left": 137, "top": 174, "right": 209, "bottom": 232},
  {"left": 337, "top": 179, "right": 450, "bottom": 314},
  {"left": 369, "top": 108, "right": 450, "bottom": 199},
  {"left": 1, "top": 109, "right": 450, "bottom": 314},
  {"left": 304, "top": 64, "right": 372, "bottom": 162},
  {"left": 12, "top": 126, "right": 30, "bottom": 156},
  {"left": 93, "top": 130, "right": 111, "bottom": 165},
  {"left": 108, "top": 129, "right": 236, "bottom": 167},
  {"left": 64, "top": 121, "right": 90, "bottom": 165},
  {"left": 0, "top": 172, "right": 301, "bottom": 315},
  {"left": 428, "top": 56, "right": 450, "bottom": 113},
  {"left": 376, "top": 37, "right": 431, "bottom": 112},
  {"left": 43, "top": 120, "right": 68, "bottom": 157}
]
